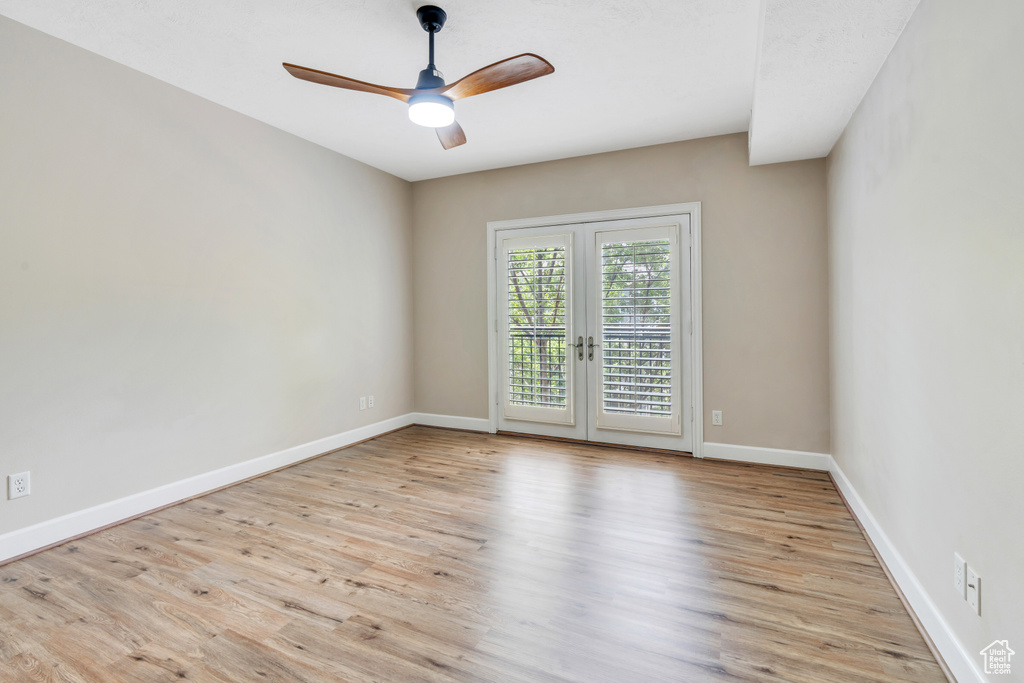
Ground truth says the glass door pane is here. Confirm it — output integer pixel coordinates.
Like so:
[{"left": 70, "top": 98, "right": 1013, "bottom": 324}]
[{"left": 601, "top": 239, "right": 673, "bottom": 417}]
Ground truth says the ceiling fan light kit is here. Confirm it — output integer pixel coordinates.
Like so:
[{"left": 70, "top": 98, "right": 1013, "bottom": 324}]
[
  {"left": 283, "top": 5, "right": 554, "bottom": 149},
  {"left": 408, "top": 94, "right": 455, "bottom": 128}
]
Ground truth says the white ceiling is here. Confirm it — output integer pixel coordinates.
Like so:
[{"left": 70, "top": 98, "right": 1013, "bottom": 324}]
[
  {"left": 0, "top": 0, "right": 919, "bottom": 181},
  {"left": 748, "top": 0, "right": 921, "bottom": 166}
]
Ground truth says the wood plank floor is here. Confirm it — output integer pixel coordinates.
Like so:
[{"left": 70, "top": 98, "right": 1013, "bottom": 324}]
[{"left": 0, "top": 426, "right": 944, "bottom": 682}]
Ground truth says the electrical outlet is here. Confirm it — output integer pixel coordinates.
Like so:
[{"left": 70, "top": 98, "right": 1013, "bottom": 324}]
[
  {"left": 8, "top": 472, "right": 30, "bottom": 499},
  {"left": 711, "top": 410, "right": 723, "bottom": 426},
  {"left": 967, "top": 567, "right": 981, "bottom": 615},
  {"left": 368, "top": 395, "right": 375, "bottom": 409},
  {"left": 953, "top": 553, "right": 967, "bottom": 598},
  {"left": 359, "top": 397, "right": 367, "bottom": 411}
]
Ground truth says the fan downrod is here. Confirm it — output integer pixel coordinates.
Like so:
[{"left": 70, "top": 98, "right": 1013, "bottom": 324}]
[
  {"left": 417, "top": 6, "right": 447, "bottom": 33},
  {"left": 415, "top": 6, "right": 448, "bottom": 89}
]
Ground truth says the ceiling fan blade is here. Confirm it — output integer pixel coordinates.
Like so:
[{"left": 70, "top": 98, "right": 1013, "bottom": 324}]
[
  {"left": 283, "top": 63, "right": 416, "bottom": 103},
  {"left": 442, "top": 54, "right": 554, "bottom": 101},
  {"left": 436, "top": 121, "right": 467, "bottom": 150}
]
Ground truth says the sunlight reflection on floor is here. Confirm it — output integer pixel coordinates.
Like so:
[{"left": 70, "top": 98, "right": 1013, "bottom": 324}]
[{"left": 486, "top": 447, "right": 712, "bottom": 677}]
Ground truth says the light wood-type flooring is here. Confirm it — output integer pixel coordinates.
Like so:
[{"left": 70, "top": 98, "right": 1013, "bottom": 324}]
[{"left": 0, "top": 426, "right": 944, "bottom": 682}]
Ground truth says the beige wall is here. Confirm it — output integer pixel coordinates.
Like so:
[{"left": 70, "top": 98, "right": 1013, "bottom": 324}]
[
  {"left": 412, "top": 134, "right": 830, "bottom": 453},
  {"left": 827, "top": 0, "right": 1024, "bottom": 669},
  {"left": 0, "top": 17, "right": 414, "bottom": 536}
]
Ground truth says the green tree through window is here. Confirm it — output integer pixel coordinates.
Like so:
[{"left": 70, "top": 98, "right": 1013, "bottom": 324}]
[{"left": 507, "top": 247, "right": 567, "bottom": 408}]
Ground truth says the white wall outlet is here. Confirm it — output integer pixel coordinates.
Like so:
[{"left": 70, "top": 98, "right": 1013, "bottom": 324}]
[
  {"left": 966, "top": 566, "right": 981, "bottom": 615},
  {"left": 711, "top": 410, "right": 723, "bottom": 426},
  {"left": 953, "top": 552, "right": 967, "bottom": 598},
  {"left": 359, "top": 396, "right": 367, "bottom": 411},
  {"left": 368, "top": 395, "right": 375, "bottom": 409},
  {"left": 8, "top": 472, "right": 30, "bottom": 499}
]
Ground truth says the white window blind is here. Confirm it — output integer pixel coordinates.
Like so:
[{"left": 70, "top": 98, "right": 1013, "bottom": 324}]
[
  {"left": 506, "top": 245, "right": 568, "bottom": 409},
  {"left": 600, "top": 239, "right": 672, "bottom": 417}
]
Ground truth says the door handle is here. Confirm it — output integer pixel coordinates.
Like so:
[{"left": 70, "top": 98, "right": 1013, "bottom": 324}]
[
  {"left": 572, "top": 335, "right": 584, "bottom": 361},
  {"left": 588, "top": 336, "right": 597, "bottom": 361}
]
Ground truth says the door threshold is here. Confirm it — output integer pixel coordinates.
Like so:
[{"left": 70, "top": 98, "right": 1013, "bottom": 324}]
[{"left": 496, "top": 430, "right": 693, "bottom": 458}]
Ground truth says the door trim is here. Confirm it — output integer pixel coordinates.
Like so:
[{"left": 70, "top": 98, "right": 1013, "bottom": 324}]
[{"left": 486, "top": 203, "right": 704, "bottom": 458}]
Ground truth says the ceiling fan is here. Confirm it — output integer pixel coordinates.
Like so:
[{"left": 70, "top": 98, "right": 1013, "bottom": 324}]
[{"left": 283, "top": 5, "right": 554, "bottom": 150}]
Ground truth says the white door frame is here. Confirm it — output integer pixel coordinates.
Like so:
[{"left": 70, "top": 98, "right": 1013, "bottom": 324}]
[{"left": 486, "top": 202, "right": 704, "bottom": 459}]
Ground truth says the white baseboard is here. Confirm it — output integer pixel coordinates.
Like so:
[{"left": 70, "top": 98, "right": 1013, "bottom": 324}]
[
  {"left": 702, "top": 441, "right": 831, "bottom": 470},
  {"left": 830, "top": 458, "right": 984, "bottom": 683},
  {"left": 410, "top": 412, "right": 491, "bottom": 432},
  {"left": 0, "top": 413, "right": 415, "bottom": 565}
]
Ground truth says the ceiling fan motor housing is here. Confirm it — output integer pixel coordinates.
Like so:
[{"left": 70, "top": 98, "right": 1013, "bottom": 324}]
[{"left": 416, "top": 67, "right": 446, "bottom": 89}]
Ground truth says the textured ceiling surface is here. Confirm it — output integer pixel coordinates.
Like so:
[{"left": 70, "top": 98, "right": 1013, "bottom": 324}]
[
  {"left": 749, "top": 0, "right": 921, "bottom": 166},
  {"left": 0, "top": 1, "right": 918, "bottom": 180}
]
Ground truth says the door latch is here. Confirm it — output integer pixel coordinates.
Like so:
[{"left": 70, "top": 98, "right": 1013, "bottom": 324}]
[
  {"left": 571, "top": 335, "right": 584, "bottom": 361},
  {"left": 588, "top": 336, "right": 597, "bottom": 361}
]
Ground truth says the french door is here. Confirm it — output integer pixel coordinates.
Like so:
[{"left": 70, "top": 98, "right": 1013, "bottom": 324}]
[{"left": 496, "top": 214, "right": 693, "bottom": 452}]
